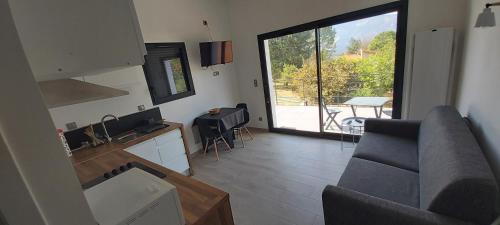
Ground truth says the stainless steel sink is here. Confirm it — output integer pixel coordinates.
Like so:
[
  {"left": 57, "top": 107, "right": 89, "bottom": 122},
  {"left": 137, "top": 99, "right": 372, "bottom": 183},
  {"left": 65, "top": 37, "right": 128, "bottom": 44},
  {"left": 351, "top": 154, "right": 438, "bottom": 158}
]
[{"left": 112, "top": 132, "right": 144, "bottom": 144}]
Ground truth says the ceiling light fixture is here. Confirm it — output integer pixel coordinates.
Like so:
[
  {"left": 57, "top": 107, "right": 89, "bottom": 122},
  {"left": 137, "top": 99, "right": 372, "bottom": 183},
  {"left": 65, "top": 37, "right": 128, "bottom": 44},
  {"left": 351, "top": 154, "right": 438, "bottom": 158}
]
[{"left": 476, "top": 2, "right": 500, "bottom": 27}]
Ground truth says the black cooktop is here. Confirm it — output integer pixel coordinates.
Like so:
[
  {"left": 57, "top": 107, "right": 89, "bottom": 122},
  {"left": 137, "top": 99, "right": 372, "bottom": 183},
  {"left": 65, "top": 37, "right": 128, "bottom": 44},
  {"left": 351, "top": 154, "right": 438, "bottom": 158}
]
[{"left": 81, "top": 161, "right": 166, "bottom": 189}]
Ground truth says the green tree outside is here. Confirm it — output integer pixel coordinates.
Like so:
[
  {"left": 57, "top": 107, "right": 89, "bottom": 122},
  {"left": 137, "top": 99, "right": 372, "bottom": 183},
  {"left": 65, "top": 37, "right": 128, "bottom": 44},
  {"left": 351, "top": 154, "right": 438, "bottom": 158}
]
[
  {"left": 269, "top": 30, "right": 396, "bottom": 106},
  {"left": 268, "top": 30, "right": 315, "bottom": 80},
  {"left": 347, "top": 38, "right": 362, "bottom": 55},
  {"left": 368, "top": 31, "right": 396, "bottom": 51},
  {"left": 356, "top": 31, "right": 396, "bottom": 97},
  {"left": 320, "top": 27, "right": 337, "bottom": 60}
]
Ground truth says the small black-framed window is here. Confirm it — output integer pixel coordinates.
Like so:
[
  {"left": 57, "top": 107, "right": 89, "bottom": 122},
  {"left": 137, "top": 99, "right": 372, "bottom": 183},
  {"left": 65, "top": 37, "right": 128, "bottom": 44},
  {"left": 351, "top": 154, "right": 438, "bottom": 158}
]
[{"left": 143, "top": 43, "right": 195, "bottom": 105}]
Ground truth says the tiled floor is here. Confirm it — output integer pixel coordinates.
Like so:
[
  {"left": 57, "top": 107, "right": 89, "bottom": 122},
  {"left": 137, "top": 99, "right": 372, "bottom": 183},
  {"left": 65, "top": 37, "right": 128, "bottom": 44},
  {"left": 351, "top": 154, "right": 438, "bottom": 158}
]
[{"left": 191, "top": 129, "right": 354, "bottom": 225}]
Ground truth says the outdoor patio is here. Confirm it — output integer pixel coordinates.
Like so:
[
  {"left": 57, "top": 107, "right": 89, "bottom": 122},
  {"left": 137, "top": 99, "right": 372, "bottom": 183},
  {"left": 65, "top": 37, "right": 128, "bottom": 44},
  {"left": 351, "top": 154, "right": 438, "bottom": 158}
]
[{"left": 274, "top": 105, "right": 391, "bottom": 133}]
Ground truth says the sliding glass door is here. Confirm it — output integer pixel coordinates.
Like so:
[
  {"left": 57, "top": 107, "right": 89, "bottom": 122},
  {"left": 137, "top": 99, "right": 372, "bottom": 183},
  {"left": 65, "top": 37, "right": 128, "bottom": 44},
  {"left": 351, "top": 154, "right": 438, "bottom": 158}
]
[
  {"left": 264, "top": 29, "right": 320, "bottom": 132},
  {"left": 259, "top": 1, "right": 407, "bottom": 138},
  {"left": 320, "top": 12, "right": 398, "bottom": 134}
]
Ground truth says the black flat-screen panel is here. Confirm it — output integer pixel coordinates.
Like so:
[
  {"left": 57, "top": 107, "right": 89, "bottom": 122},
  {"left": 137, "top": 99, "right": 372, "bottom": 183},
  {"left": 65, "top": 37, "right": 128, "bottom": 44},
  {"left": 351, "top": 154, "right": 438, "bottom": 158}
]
[{"left": 199, "top": 41, "right": 233, "bottom": 67}]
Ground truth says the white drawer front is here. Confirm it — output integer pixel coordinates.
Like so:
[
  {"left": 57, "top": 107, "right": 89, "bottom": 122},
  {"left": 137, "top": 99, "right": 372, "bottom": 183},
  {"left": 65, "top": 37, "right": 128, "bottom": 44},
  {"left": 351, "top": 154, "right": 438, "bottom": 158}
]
[
  {"left": 157, "top": 138, "right": 185, "bottom": 161},
  {"left": 125, "top": 139, "right": 162, "bottom": 165},
  {"left": 154, "top": 129, "right": 182, "bottom": 146},
  {"left": 162, "top": 154, "right": 190, "bottom": 175}
]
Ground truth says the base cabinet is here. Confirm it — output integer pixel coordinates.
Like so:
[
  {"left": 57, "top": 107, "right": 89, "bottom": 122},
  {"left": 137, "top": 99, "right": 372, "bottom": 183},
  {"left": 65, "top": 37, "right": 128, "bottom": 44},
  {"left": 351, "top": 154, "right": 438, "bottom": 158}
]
[
  {"left": 125, "top": 139, "right": 162, "bottom": 166},
  {"left": 125, "top": 129, "right": 191, "bottom": 175},
  {"left": 163, "top": 155, "right": 190, "bottom": 175}
]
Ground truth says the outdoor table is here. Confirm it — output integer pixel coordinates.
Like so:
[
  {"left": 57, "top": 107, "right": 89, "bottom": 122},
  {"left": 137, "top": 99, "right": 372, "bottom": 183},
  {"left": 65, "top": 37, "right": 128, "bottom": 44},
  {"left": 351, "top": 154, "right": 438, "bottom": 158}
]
[
  {"left": 194, "top": 108, "right": 245, "bottom": 148},
  {"left": 343, "top": 97, "right": 391, "bottom": 118}
]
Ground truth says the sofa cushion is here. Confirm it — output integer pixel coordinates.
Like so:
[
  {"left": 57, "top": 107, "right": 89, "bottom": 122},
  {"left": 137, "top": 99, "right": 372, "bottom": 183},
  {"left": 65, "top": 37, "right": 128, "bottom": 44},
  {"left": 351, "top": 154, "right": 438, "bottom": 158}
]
[
  {"left": 419, "top": 106, "right": 499, "bottom": 225},
  {"left": 353, "top": 132, "right": 419, "bottom": 172},
  {"left": 338, "top": 158, "right": 420, "bottom": 208}
]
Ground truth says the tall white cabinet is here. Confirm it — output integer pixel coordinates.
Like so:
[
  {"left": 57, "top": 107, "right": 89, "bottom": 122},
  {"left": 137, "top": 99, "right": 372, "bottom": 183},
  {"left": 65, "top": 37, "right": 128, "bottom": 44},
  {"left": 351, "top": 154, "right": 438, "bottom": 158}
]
[
  {"left": 8, "top": 0, "right": 146, "bottom": 81},
  {"left": 125, "top": 129, "right": 192, "bottom": 176},
  {"left": 408, "top": 28, "right": 456, "bottom": 119}
]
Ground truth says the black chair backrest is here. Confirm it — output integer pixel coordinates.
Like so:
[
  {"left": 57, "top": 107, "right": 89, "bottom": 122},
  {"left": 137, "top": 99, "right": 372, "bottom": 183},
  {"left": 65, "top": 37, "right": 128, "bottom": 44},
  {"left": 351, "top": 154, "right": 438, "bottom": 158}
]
[
  {"left": 197, "top": 119, "right": 219, "bottom": 139},
  {"left": 236, "top": 103, "right": 250, "bottom": 124},
  {"left": 236, "top": 103, "right": 248, "bottom": 110}
]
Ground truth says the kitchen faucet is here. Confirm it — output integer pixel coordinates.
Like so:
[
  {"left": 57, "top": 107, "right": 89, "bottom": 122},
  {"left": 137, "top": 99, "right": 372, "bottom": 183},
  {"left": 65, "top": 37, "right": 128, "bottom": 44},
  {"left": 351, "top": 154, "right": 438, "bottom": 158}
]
[{"left": 101, "top": 114, "right": 119, "bottom": 142}]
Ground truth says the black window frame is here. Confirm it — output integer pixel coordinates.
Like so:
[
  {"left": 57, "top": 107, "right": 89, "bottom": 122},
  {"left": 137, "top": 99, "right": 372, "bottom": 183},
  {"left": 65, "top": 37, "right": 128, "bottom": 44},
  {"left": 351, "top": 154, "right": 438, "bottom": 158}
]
[
  {"left": 257, "top": 0, "right": 408, "bottom": 141},
  {"left": 143, "top": 42, "right": 196, "bottom": 105}
]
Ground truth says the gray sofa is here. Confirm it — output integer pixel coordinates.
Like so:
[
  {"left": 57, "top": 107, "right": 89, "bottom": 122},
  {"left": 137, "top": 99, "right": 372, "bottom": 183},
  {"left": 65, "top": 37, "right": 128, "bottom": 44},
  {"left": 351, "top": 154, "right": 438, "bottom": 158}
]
[{"left": 322, "top": 106, "right": 499, "bottom": 225}]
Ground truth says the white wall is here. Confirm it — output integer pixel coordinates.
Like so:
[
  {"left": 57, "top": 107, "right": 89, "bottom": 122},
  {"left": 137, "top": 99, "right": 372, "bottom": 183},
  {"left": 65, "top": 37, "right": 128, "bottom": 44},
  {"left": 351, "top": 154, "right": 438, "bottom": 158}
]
[
  {"left": 48, "top": 0, "right": 470, "bottom": 149},
  {"left": 456, "top": 0, "right": 500, "bottom": 180},
  {"left": 228, "top": 0, "right": 469, "bottom": 128},
  {"left": 1, "top": 0, "right": 96, "bottom": 224},
  {"left": 49, "top": 0, "right": 240, "bottom": 152}
]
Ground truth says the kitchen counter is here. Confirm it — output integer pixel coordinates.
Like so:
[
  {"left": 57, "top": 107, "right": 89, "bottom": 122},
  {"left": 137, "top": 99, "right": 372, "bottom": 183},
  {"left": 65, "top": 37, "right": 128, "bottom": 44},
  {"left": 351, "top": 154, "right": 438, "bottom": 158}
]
[
  {"left": 71, "top": 122, "right": 235, "bottom": 225},
  {"left": 71, "top": 122, "right": 186, "bottom": 164}
]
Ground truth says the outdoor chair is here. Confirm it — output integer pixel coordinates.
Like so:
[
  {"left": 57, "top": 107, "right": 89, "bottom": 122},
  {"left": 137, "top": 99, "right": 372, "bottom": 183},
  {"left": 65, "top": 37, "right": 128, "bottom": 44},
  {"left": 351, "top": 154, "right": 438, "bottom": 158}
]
[{"left": 322, "top": 99, "right": 342, "bottom": 130}]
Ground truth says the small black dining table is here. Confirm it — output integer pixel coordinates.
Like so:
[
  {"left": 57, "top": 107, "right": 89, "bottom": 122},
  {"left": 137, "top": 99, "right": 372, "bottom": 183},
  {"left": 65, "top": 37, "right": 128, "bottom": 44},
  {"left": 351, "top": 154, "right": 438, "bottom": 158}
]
[{"left": 194, "top": 108, "right": 246, "bottom": 149}]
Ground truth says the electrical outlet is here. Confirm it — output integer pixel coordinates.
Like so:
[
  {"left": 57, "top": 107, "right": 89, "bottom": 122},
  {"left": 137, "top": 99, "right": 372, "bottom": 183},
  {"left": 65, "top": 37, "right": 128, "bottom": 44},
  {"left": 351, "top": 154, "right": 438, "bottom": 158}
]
[
  {"left": 213, "top": 71, "right": 220, "bottom": 76},
  {"left": 137, "top": 105, "right": 146, "bottom": 112},
  {"left": 254, "top": 79, "right": 258, "bottom": 87},
  {"left": 66, "top": 122, "right": 77, "bottom": 130},
  {"left": 258, "top": 117, "right": 263, "bottom": 121}
]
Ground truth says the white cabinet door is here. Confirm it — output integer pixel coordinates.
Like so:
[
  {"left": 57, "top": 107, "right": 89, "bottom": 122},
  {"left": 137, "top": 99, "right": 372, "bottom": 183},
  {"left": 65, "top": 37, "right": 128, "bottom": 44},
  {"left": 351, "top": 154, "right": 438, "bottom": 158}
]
[
  {"left": 124, "top": 129, "right": 190, "bottom": 175},
  {"left": 155, "top": 131, "right": 190, "bottom": 175},
  {"left": 157, "top": 137, "right": 185, "bottom": 162},
  {"left": 9, "top": 0, "right": 146, "bottom": 81},
  {"left": 125, "top": 139, "right": 162, "bottom": 166},
  {"left": 163, "top": 154, "right": 190, "bottom": 175},
  {"left": 154, "top": 129, "right": 182, "bottom": 146}
]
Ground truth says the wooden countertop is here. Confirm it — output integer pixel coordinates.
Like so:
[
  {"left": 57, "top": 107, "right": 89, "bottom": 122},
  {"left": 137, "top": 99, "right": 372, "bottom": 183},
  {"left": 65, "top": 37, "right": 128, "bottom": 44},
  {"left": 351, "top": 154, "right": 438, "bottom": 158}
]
[
  {"left": 71, "top": 122, "right": 232, "bottom": 225},
  {"left": 71, "top": 121, "right": 184, "bottom": 164}
]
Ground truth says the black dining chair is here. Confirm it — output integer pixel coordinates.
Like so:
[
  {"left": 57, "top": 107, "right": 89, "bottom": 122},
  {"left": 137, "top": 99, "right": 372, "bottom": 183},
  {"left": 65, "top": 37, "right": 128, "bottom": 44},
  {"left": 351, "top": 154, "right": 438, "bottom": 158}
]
[
  {"left": 234, "top": 103, "right": 253, "bottom": 148},
  {"left": 197, "top": 119, "right": 231, "bottom": 161}
]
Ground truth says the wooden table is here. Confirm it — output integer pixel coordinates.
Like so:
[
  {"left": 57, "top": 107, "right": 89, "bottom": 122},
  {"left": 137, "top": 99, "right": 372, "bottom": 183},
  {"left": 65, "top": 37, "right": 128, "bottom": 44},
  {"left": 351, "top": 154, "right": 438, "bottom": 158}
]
[{"left": 71, "top": 122, "right": 235, "bottom": 225}]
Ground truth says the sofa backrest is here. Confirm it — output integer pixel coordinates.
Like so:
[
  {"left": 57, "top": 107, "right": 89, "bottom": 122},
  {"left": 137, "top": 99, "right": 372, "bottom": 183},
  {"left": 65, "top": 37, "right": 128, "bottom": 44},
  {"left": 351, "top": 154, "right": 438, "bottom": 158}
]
[{"left": 419, "top": 106, "right": 498, "bottom": 225}]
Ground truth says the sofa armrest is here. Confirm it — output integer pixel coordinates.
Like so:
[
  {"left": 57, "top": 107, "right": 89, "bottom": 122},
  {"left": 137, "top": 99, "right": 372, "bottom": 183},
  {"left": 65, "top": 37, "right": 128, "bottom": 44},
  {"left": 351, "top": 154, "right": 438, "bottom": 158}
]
[
  {"left": 364, "top": 119, "right": 420, "bottom": 139},
  {"left": 322, "top": 185, "right": 473, "bottom": 225}
]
